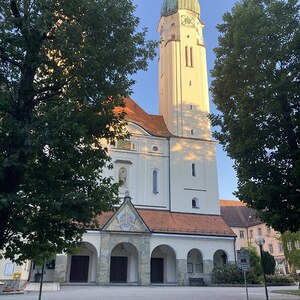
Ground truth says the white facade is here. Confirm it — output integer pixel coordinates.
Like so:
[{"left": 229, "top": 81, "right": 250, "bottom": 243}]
[{"left": 3, "top": 0, "right": 236, "bottom": 287}]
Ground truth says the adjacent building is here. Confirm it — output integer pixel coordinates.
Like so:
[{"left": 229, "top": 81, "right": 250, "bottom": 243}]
[{"left": 220, "top": 200, "right": 288, "bottom": 274}]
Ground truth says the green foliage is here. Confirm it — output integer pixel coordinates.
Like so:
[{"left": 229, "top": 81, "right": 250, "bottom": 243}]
[
  {"left": 247, "top": 246, "right": 262, "bottom": 276},
  {"left": 212, "top": 264, "right": 244, "bottom": 284},
  {"left": 210, "top": 0, "right": 300, "bottom": 233},
  {"left": 262, "top": 274, "right": 295, "bottom": 284},
  {"left": 0, "top": 0, "right": 157, "bottom": 263},
  {"left": 281, "top": 231, "right": 300, "bottom": 270},
  {"left": 212, "top": 263, "right": 260, "bottom": 284},
  {"left": 262, "top": 250, "right": 276, "bottom": 275}
]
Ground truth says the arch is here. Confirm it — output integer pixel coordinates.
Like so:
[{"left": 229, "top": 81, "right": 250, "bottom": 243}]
[
  {"left": 213, "top": 250, "right": 228, "bottom": 268},
  {"left": 68, "top": 242, "right": 97, "bottom": 283},
  {"left": 151, "top": 245, "right": 177, "bottom": 284},
  {"left": 110, "top": 242, "right": 138, "bottom": 284},
  {"left": 192, "top": 198, "right": 199, "bottom": 209},
  {"left": 187, "top": 248, "right": 204, "bottom": 274}
]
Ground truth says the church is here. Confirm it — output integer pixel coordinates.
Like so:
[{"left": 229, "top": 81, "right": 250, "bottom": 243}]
[{"left": 30, "top": 0, "right": 236, "bottom": 286}]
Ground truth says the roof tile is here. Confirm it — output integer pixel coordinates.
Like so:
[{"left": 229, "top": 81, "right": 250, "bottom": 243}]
[{"left": 97, "top": 209, "right": 235, "bottom": 237}]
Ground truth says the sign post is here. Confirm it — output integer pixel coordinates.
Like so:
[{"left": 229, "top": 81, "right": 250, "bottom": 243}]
[{"left": 237, "top": 249, "right": 251, "bottom": 300}]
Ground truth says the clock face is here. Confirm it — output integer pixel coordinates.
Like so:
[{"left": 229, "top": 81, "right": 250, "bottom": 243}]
[{"left": 181, "top": 15, "right": 195, "bottom": 27}]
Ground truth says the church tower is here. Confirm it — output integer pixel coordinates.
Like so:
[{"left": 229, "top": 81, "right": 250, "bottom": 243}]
[
  {"left": 158, "top": 0, "right": 220, "bottom": 215},
  {"left": 158, "top": 0, "right": 210, "bottom": 140}
]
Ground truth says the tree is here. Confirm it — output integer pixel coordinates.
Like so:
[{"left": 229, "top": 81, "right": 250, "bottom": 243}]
[
  {"left": 210, "top": 0, "right": 300, "bottom": 233},
  {"left": 262, "top": 251, "right": 276, "bottom": 275},
  {"left": 281, "top": 231, "right": 300, "bottom": 270},
  {"left": 0, "top": 0, "right": 156, "bottom": 263},
  {"left": 248, "top": 246, "right": 262, "bottom": 276}
]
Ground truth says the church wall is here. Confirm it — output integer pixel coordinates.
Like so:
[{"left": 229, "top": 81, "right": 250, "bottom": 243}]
[
  {"left": 103, "top": 124, "right": 170, "bottom": 209},
  {"left": 50, "top": 229, "right": 235, "bottom": 286},
  {"left": 169, "top": 137, "right": 220, "bottom": 215},
  {"left": 150, "top": 233, "right": 235, "bottom": 285},
  {"left": 98, "top": 232, "right": 151, "bottom": 285}
]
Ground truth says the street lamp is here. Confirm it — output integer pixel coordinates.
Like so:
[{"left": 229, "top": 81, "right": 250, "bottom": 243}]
[{"left": 255, "top": 236, "right": 269, "bottom": 300}]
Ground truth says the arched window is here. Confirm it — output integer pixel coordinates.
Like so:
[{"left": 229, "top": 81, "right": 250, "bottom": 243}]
[
  {"left": 192, "top": 198, "right": 199, "bottom": 209},
  {"left": 152, "top": 169, "right": 159, "bottom": 194}
]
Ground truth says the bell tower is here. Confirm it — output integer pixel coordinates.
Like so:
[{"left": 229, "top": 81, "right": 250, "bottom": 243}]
[{"left": 158, "top": 0, "right": 210, "bottom": 139}]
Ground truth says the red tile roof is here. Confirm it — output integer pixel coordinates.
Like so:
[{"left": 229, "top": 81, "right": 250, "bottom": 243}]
[
  {"left": 220, "top": 200, "right": 246, "bottom": 207},
  {"left": 115, "top": 98, "right": 172, "bottom": 137},
  {"left": 138, "top": 209, "right": 235, "bottom": 237},
  {"left": 96, "top": 209, "right": 235, "bottom": 237}
]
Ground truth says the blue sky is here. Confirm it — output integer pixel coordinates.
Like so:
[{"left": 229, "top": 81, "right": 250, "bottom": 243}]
[{"left": 130, "top": 0, "right": 238, "bottom": 200}]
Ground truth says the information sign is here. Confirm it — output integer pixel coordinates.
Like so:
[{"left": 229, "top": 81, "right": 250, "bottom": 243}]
[{"left": 237, "top": 249, "right": 250, "bottom": 272}]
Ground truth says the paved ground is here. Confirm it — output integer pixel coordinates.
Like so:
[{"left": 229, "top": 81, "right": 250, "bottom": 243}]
[{"left": 1, "top": 285, "right": 299, "bottom": 300}]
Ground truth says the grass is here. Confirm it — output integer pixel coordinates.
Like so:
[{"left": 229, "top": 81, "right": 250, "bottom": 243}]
[{"left": 273, "top": 289, "right": 300, "bottom": 296}]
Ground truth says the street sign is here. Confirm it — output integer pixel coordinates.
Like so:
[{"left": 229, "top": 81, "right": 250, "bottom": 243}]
[{"left": 237, "top": 249, "right": 251, "bottom": 272}]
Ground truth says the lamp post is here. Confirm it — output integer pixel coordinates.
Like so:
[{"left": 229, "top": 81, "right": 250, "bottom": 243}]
[{"left": 255, "top": 236, "right": 269, "bottom": 300}]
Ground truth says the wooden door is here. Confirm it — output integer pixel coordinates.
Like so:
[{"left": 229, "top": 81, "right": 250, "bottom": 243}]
[
  {"left": 69, "top": 255, "right": 89, "bottom": 282},
  {"left": 151, "top": 258, "right": 164, "bottom": 283},
  {"left": 110, "top": 256, "right": 128, "bottom": 283}
]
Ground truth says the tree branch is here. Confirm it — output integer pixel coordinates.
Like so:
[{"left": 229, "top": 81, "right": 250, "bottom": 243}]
[
  {"left": 10, "top": 0, "right": 20, "bottom": 18},
  {"left": 34, "top": 90, "right": 62, "bottom": 103},
  {"left": 0, "top": 47, "right": 23, "bottom": 69}
]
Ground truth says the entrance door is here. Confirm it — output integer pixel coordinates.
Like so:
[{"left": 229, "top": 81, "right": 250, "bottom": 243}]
[
  {"left": 70, "top": 255, "right": 89, "bottom": 282},
  {"left": 110, "top": 256, "right": 128, "bottom": 283},
  {"left": 151, "top": 258, "right": 164, "bottom": 283}
]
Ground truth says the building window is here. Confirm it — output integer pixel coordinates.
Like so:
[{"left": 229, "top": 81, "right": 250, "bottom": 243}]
[
  {"left": 190, "top": 104, "right": 193, "bottom": 110},
  {"left": 152, "top": 169, "right": 159, "bottom": 194},
  {"left": 192, "top": 163, "right": 196, "bottom": 176},
  {"left": 249, "top": 230, "right": 253, "bottom": 238},
  {"left": 278, "top": 243, "right": 283, "bottom": 253},
  {"left": 240, "top": 231, "right": 245, "bottom": 239},
  {"left": 46, "top": 259, "right": 56, "bottom": 270},
  {"left": 266, "top": 227, "right": 271, "bottom": 236},
  {"left": 295, "top": 240, "right": 300, "bottom": 250},
  {"left": 268, "top": 244, "right": 273, "bottom": 254},
  {"left": 257, "top": 228, "right": 262, "bottom": 236},
  {"left": 287, "top": 241, "right": 292, "bottom": 251},
  {"left": 192, "top": 198, "right": 199, "bottom": 208},
  {"left": 191, "top": 129, "right": 194, "bottom": 135}
]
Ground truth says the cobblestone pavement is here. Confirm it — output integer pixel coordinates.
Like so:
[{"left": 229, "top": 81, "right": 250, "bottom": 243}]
[{"left": 1, "top": 285, "right": 300, "bottom": 300}]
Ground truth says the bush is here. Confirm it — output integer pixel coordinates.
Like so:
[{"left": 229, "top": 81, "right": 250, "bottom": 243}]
[
  {"left": 261, "top": 274, "right": 295, "bottom": 285},
  {"left": 212, "top": 264, "right": 244, "bottom": 284},
  {"left": 212, "top": 264, "right": 260, "bottom": 284}
]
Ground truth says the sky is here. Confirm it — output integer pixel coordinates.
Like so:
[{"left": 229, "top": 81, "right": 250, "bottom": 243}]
[{"left": 130, "top": 0, "right": 238, "bottom": 200}]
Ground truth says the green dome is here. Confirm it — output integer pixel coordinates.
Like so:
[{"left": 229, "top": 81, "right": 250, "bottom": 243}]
[{"left": 161, "top": 0, "right": 200, "bottom": 17}]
